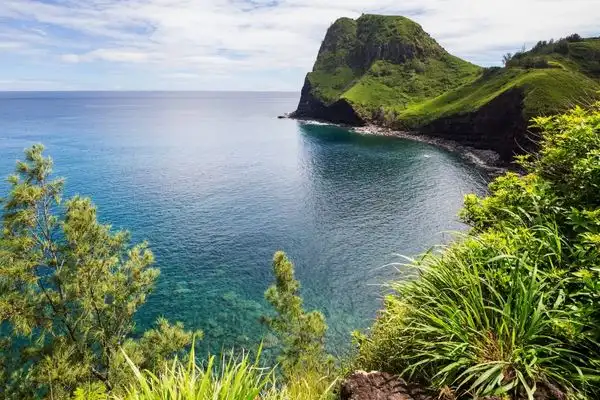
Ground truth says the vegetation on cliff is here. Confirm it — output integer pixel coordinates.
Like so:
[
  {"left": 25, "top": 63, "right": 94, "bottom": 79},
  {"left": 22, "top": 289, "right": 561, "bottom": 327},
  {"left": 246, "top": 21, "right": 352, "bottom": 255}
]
[
  {"left": 401, "top": 36, "right": 600, "bottom": 128},
  {"left": 295, "top": 14, "right": 600, "bottom": 159},
  {"left": 354, "top": 104, "right": 600, "bottom": 399},
  {"left": 299, "top": 14, "right": 482, "bottom": 118}
]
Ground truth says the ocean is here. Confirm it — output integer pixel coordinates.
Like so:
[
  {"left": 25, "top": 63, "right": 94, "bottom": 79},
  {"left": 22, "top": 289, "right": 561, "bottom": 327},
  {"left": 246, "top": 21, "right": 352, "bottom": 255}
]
[{"left": 0, "top": 91, "right": 487, "bottom": 353}]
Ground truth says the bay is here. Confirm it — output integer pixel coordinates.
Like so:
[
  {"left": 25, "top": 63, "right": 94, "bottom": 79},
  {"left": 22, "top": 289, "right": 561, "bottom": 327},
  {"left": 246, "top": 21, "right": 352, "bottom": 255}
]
[{"left": 0, "top": 91, "right": 487, "bottom": 353}]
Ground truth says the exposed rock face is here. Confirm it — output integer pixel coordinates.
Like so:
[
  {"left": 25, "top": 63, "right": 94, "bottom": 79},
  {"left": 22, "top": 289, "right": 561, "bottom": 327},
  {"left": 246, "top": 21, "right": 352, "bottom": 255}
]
[
  {"left": 340, "top": 371, "right": 566, "bottom": 400},
  {"left": 419, "top": 88, "right": 532, "bottom": 162},
  {"left": 291, "top": 76, "right": 365, "bottom": 125},
  {"left": 290, "top": 14, "right": 598, "bottom": 163},
  {"left": 340, "top": 371, "right": 434, "bottom": 400}
]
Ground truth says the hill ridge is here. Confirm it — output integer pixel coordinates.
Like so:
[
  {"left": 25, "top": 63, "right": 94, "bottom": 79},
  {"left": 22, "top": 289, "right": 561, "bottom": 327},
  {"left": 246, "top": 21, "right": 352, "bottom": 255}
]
[{"left": 292, "top": 14, "right": 600, "bottom": 162}]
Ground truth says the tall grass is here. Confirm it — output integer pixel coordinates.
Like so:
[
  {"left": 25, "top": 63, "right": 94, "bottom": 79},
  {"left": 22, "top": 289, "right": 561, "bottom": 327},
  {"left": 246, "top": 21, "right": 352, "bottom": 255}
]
[
  {"left": 355, "top": 226, "right": 596, "bottom": 399},
  {"left": 115, "top": 343, "right": 336, "bottom": 400},
  {"left": 116, "top": 341, "right": 274, "bottom": 400}
]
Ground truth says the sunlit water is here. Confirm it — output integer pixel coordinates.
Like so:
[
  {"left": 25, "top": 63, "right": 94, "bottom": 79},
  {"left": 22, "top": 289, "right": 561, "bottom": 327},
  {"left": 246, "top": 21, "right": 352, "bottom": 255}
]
[{"left": 0, "top": 91, "right": 487, "bottom": 354}]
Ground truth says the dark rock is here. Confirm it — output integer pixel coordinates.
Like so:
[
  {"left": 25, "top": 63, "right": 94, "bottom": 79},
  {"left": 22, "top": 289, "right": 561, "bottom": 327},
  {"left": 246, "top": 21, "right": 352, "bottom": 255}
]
[
  {"left": 340, "top": 371, "right": 435, "bottom": 400},
  {"left": 533, "top": 382, "right": 566, "bottom": 400},
  {"left": 291, "top": 75, "right": 366, "bottom": 126},
  {"left": 419, "top": 88, "right": 533, "bottom": 162}
]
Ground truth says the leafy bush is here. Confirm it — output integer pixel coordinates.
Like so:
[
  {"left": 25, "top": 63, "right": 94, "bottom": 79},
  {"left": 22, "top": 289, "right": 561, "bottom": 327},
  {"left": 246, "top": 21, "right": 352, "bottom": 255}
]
[{"left": 355, "top": 104, "right": 600, "bottom": 399}]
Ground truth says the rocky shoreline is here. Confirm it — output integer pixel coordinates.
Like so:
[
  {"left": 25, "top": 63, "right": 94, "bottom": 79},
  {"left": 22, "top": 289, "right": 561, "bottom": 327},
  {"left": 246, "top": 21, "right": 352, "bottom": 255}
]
[
  {"left": 352, "top": 124, "right": 507, "bottom": 174},
  {"left": 281, "top": 114, "right": 508, "bottom": 174}
]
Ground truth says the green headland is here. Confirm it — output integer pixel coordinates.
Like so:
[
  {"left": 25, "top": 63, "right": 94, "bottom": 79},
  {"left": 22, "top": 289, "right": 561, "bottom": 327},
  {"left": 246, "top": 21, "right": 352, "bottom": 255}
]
[{"left": 292, "top": 14, "right": 600, "bottom": 161}]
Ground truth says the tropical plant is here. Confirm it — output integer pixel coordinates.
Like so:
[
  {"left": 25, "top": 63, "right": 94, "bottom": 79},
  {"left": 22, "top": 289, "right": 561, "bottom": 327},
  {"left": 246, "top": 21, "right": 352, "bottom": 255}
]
[
  {"left": 0, "top": 145, "right": 196, "bottom": 399},
  {"left": 117, "top": 340, "right": 274, "bottom": 400},
  {"left": 117, "top": 341, "right": 336, "bottom": 400},
  {"left": 355, "top": 104, "right": 600, "bottom": 399}
]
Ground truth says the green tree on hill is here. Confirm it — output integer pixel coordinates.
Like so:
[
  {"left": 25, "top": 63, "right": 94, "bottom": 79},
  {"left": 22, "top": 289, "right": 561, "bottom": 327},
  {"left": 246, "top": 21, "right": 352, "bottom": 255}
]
[{"left": 0, "top": 145, "right": 196, "bottom": 399}]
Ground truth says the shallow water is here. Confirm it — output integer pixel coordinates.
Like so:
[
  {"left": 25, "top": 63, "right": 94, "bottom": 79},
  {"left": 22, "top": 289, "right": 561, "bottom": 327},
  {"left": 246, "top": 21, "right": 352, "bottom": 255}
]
[{"left": 0, "top": 91, "right": 487, "bottom": 353}]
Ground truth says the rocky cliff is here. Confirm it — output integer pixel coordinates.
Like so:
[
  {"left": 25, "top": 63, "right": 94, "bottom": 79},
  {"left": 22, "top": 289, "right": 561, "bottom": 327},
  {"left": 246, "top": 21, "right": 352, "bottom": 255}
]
[{"left": 292, "top": 14, "right": 600, "bottom": 162}]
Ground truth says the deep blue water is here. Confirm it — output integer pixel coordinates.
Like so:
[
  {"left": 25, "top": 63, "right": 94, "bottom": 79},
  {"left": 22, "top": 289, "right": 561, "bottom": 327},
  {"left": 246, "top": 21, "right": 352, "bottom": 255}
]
[{"left": 0, "top": 91, "right": 487, "bottom": 353}]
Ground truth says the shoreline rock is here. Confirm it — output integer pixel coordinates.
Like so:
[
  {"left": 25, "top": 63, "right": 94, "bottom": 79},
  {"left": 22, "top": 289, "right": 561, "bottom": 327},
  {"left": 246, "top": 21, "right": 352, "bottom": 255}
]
[
  {"left": 353, "top": 124, "right": 507, "bottom": 174},
  {"left": 282, "top": 114, "right": 508, "bottom": 174}
]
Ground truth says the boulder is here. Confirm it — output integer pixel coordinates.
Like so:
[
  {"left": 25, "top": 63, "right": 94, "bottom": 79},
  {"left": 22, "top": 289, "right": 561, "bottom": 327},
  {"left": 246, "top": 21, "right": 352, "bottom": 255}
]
[{"left": 340, "top": 371, "right": 434, "bottom": 400}]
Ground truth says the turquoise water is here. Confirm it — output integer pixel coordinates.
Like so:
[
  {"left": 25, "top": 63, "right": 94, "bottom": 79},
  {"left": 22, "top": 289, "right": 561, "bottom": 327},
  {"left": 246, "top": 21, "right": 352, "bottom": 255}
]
[{"left": 0, "top": 91, "right": 487, "bottom": 353}]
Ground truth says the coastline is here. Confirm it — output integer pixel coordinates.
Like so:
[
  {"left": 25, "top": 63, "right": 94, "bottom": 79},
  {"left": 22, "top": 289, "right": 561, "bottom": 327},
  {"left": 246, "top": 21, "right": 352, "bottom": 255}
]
[
  {"left": 353, "top": 124, "right": 507, "bottom": 174},
  {"left": 285, "top": 114, "right": 508, "bottom": 174}
]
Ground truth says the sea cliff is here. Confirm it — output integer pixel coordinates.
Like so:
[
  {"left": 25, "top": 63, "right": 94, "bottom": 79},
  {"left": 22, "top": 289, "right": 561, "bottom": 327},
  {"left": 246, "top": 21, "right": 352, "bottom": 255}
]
[{"left": 291, "top": 14, "right": 600, "bottom": 163}]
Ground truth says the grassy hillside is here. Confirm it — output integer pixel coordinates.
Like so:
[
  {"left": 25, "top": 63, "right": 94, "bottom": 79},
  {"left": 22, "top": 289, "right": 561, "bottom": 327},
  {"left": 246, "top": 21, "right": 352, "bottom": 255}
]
[
  {"left": 306, "top": 14, "right": 482, "bottom": 108},
  {"left": 399, "top": 66, "right": 599, "bottom": 128},
  {"left": 396, "top": 38, "right": 600, "bottom": 128},
  {"left": 300, "top": 15, "right": 600, "bottom": 135}
]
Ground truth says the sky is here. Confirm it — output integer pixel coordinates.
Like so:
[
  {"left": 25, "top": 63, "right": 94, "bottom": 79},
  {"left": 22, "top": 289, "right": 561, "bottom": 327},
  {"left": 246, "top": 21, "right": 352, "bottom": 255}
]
[{"left": 0, "top": 0, "right": 598, "bottom": 91}]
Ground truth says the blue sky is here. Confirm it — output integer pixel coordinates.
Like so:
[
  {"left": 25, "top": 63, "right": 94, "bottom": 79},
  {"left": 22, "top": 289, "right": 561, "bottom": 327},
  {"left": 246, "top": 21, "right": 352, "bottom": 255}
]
[{"left": 0, "top": 0, "right": 598, "bottom": 91}]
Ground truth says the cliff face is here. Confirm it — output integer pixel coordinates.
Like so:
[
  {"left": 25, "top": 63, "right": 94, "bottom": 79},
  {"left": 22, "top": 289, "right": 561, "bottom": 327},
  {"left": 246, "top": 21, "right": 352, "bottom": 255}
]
[
  {"left": 294, "top": 76, "right": 365, "bottom": 125},
  {"left": 420, "top": 89, "right": 531, "bottom": 161},
  {"left": 293, "top": 14, "right": 600, "bottom": 162}
]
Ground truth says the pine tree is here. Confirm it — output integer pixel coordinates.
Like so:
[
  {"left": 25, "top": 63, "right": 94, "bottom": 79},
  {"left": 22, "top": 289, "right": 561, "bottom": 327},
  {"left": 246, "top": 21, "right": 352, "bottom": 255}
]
[
  {"left": 263, "top": 251, "right": 331, "bottom": 379},
  {"left": 0, "top": 145, "right": 195, "bottom": 399}
]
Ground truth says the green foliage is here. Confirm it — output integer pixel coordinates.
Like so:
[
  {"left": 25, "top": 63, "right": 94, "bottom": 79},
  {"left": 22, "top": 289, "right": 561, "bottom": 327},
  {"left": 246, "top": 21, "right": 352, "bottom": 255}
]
[
  {"left": 116, "top": 342, "right": 336, "bottom": 400},
  {"left": 510, "top": 36, "right": 600, "bottom": 78},
  {"left": 117, "top": 341, "right": 275, "bottom": 400},
  {"left": 355, "top": 104, "right": 600, "bottom": 399},
  {"left": 73, "top": 383, "right": 108, "bottom": 400},
  {"left": 0, "top": 145, "right": 196, "bottom": 399},
  {"left": 305, "top": 14, "right": 600, "bottom": 129},
  {"left": 353, "top": 14, "right": 442, "bottom": 58},
  {"left": 262, "top": 252, "right": 333, "bottom": 380},
  {"left": 306, "top": 14, "right": 481, "bottom": 106}
]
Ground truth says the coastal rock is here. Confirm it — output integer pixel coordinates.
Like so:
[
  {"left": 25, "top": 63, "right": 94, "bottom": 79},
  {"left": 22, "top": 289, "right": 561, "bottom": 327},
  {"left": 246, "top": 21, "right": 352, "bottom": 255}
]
[
  {"left": 289, "top": 13, "right": 599, "bottom": 163},
  {"left": 340, "top": 371, "right": 434, "bottom": 400},
  {"left": 291, "top": 76, "right": 365, "bottom": 125},
  {"left": 340, "top": 371, "right": 566, "bottom": 400},
  {"left": 419, "top": 88, "right": 532, "bottom": 162}
]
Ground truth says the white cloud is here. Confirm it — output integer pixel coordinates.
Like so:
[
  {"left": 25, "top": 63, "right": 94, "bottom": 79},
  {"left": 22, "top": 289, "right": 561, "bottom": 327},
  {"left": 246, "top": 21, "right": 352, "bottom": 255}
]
[
  {"left": 63, "top": 48, "right": 158, "bottom": 63},
  {"left": 0, "top": 41, "right": 25, "bottom": 49},
  {"left": 163, "top": 72, "right": 201, "bottom": 79},
  {"left": 0, "top": 79, "right": 75, "bottom": 91},
  {"left": 0, "top": 0, "right": 598, "bottom": 89}
]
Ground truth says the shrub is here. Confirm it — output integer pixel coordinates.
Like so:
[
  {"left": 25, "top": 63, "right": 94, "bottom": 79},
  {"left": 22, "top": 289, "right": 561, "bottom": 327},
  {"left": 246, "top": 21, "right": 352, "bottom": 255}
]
[
  {"left": 566, "top": 34, "right": 583, "bottom": 43},
  {"left": 355, "top": 104, "right": 600, "bottom": 399}
]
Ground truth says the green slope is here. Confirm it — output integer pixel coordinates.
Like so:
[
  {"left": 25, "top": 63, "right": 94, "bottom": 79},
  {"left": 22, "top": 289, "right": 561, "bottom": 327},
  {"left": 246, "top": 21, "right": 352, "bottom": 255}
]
[
  {"left": 306, "top": 14, "right": 482, "bottom": 109},
  {"left": 399, "top": 67, "right": 600, "bottom": 128},
  {"left": 396, "top": 38, "right": 600, "bottom": 128},
  {"left": 300, "top": 15, "right": 600, "bottom": 130}
]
